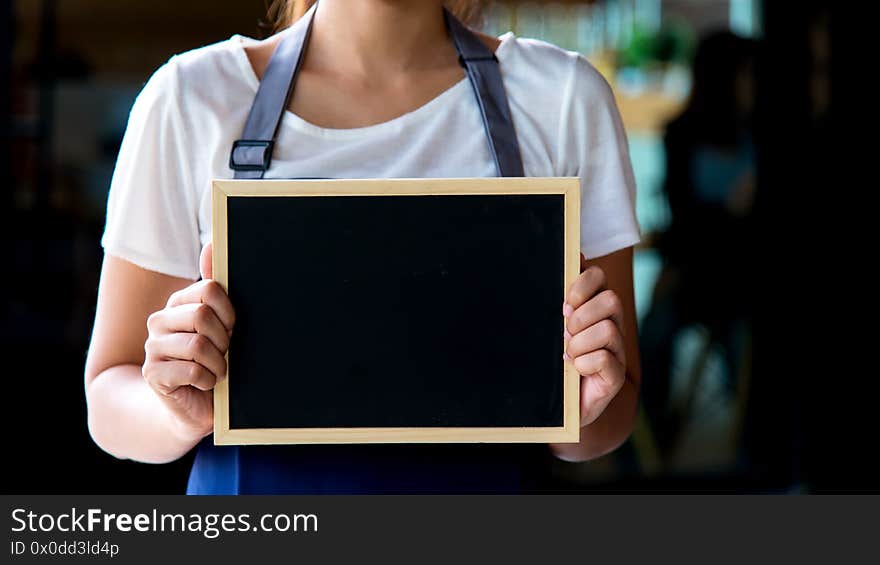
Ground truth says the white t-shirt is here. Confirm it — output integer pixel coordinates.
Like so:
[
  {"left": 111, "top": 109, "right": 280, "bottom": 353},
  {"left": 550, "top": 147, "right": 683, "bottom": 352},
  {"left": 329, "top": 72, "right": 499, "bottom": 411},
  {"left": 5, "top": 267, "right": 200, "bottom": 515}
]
[{"left": 102, "top": 32, "right": 640, "bottom": 280}]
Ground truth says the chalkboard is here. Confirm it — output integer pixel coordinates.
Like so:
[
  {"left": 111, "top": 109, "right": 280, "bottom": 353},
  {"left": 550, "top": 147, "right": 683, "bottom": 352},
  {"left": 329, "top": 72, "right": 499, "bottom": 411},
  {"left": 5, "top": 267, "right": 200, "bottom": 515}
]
[{"left": 212, "top": 178, "right": 580, "bottom": 444}]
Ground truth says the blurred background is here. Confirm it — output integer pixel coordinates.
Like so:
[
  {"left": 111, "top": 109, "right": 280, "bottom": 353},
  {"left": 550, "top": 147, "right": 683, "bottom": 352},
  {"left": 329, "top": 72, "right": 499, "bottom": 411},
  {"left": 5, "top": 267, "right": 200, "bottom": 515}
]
[{"left": 3, "top": 0, "right": 852, "bottom": 493}]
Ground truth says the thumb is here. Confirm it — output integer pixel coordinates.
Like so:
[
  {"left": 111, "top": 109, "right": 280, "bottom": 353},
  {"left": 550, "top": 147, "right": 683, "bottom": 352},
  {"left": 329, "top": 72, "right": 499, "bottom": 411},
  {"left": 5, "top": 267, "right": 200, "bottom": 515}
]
[{"left": 199, "top": 242, "right": 213, "bottom": 280}]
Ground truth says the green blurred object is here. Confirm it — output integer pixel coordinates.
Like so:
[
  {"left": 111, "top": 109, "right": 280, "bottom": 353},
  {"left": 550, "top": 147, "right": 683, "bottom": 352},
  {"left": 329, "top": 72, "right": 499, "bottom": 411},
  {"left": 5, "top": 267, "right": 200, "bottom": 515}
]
[{"left": 618, "top": 21, "right": 695, "bottom": 69}]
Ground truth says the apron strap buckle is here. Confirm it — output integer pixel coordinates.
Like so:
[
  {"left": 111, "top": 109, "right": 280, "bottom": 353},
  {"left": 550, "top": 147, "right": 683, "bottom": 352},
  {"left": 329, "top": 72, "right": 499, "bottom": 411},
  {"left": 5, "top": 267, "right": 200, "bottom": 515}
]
[{"left": 230, "top": 139, "right": 275, "bottom": 172}]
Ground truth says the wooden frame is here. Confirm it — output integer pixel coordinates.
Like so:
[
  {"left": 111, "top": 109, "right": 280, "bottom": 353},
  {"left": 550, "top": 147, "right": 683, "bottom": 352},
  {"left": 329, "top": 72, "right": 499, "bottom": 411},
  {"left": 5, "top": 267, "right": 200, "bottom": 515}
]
[{"left": 212, "top": 177, "right": 581, "bottom": 445}]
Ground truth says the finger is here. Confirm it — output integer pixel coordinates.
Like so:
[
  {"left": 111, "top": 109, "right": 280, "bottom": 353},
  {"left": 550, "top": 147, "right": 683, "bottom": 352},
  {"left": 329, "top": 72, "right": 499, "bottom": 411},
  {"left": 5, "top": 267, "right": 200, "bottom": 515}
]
[
  {"left": 566, "top": 319, "right": 626, "bottom": 367},
  {"left": 146, "top": 332, "right": 228, "bottom": 380},
  {"left": 573, "top": 350, "right": 626, "bottom": 425},
  {"left": 563, "top": 266, "right": 607, "bottom": 314},
  {"left": 200, "top": 242, "right": 213, "bottom": 281},
  {"left": 565, "top": 290, "right": 624, "bottom": 337},
  {"left": 144, "top": 360, "right": 218, "bottom": 394},
  {"left": 573, "top": 349, "right": 625, "bottom": 386},
  {"left": 166, "top": 280, "right": 235, "bottom": 331},
  {"left": 148, "top": 303, "right": 230, "bottom": 353}
]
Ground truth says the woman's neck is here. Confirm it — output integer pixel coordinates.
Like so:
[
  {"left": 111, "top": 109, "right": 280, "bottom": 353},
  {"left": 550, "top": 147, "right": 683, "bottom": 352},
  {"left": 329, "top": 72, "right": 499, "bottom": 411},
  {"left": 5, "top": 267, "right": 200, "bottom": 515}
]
[{"left": 306, "top": 0, "right": 453, "bottom": 80}]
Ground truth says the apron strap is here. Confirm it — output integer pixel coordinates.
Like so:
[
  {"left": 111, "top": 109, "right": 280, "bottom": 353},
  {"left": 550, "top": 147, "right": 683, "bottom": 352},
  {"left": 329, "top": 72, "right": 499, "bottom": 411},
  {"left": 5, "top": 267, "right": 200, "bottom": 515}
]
[
  {"left": 230, "top": 4, "right": 317, "bottom": 180},
  {"left": 443, "top": 9, "right": 524, "bottom": 177},
  {"left": 231, "top": 4, "right": 524, "bottom": 179}
]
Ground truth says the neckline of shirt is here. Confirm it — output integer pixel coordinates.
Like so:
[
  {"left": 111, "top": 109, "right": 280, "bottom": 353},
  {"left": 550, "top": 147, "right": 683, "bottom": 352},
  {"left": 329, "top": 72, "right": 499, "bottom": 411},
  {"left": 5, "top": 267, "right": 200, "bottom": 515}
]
[{"left": 229, "top": 31, "right": 517, "bottom": 140}]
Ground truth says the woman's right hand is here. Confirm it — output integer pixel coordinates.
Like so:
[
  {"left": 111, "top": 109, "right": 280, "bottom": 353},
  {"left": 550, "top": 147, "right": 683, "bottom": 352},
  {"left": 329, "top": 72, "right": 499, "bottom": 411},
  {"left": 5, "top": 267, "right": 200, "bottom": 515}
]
[{"left": 142, "top": 243, "right": 235, "bottom": 443}]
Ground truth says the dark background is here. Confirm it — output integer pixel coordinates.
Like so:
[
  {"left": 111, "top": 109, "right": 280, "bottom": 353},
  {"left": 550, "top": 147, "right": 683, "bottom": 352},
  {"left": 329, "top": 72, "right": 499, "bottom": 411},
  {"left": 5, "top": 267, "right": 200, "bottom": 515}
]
[{"left": 3, "top": 0, "right": 871, "bottom": 493}]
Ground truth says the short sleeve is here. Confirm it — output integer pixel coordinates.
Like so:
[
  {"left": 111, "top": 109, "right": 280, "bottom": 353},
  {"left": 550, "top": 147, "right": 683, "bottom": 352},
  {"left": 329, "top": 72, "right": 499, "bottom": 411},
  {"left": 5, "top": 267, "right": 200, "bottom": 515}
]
[
  {"left": 558, "top": 56, "right": 641, "bottom": 259},
  {"left": 101, "top": 56, "right": 202, "bottom": 280}
]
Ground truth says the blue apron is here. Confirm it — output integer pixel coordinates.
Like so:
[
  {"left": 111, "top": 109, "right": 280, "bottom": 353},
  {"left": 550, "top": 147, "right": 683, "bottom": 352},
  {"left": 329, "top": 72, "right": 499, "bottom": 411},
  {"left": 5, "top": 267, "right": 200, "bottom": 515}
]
[{"left": 187, "top": 3, "right": 547, "bottom": 494}]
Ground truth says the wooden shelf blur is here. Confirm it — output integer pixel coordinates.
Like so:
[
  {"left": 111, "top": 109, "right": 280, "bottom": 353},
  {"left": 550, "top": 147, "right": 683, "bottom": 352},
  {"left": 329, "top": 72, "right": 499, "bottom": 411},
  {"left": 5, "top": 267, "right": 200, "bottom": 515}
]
[{"left": 616, "top": 90, "right": 685, "bottom": 134}]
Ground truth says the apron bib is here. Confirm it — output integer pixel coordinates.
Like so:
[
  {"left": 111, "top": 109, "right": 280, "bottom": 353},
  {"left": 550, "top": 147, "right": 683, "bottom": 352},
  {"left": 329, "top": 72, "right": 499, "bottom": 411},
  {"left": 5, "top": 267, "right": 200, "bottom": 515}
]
[{"left": 187, "top": 3, "right": 547, "bottom": 494}]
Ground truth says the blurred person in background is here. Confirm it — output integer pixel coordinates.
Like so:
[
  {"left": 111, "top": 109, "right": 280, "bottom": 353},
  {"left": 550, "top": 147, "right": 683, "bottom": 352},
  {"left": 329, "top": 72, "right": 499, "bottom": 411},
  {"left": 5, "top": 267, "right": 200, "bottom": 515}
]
[{"left": 640, "top": 31, "right": 758, "bottom": 458}]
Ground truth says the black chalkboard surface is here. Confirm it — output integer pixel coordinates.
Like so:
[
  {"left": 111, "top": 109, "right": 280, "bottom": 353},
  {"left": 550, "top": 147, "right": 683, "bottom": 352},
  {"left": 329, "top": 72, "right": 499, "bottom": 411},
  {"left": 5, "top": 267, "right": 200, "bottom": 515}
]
[{"left": 212, "top": 178, "right": 580, "bottom": 444}]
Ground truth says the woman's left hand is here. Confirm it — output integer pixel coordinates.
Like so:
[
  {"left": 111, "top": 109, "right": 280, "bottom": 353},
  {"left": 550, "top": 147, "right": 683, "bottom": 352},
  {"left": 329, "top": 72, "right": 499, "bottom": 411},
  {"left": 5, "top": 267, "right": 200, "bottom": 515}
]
[{"left": 563, "top": 265, "right": 627, "bottom": 427}]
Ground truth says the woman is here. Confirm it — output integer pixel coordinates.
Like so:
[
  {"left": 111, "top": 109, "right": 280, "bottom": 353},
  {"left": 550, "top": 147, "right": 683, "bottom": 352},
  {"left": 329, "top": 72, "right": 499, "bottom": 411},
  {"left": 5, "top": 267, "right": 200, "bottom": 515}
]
[{"left": 85, "top": 0, "right": 642, "bottom": 493}]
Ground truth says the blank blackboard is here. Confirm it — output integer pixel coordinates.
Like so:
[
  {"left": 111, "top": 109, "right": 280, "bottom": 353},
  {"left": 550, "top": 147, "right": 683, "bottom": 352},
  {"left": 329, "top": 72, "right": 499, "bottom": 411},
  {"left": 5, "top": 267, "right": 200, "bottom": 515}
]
[{"left": 212, "top": 178, "right": 580, "bottom": 444}]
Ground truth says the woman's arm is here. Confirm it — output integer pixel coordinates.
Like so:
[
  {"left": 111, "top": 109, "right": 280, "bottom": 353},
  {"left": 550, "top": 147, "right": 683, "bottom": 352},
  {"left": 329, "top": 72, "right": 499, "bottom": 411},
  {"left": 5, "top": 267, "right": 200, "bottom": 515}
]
[
  {"left": 85, "top": 246, "right": 234, "bottom": 463},
  {"left": 550, "top": 247, "right": 642, "bottom": 462}
]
